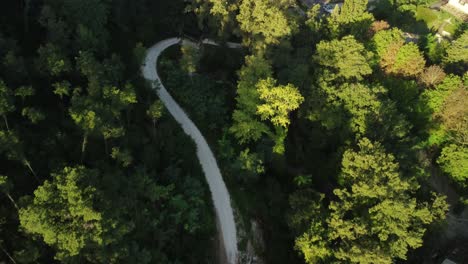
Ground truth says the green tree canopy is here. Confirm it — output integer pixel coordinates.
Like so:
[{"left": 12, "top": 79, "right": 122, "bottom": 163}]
[
  {"left": 295, "top": 138, "right": 448, "bottom": 263},
  {"left": 231, "top": 54, "right": 272, "bottom": 143},
  {"left": 237, "top": 0, "right": 296, "bottom": 49},
  {"left": 314, "top": 36, "right": 372, "bottom": 81},
  {"left": 438, "top": 144, "right": 468, "bottom": 184},
  {"left": 19, "top": 167, "right": 104, "bottom": 260},
  {"left": 444, "top": 30, "right": 468, "bottom": 71}
]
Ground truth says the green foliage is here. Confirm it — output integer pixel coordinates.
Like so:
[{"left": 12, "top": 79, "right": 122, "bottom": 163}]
[
  {"left": 327, "top": 0, "right": 374, "bottom": 37},
  {"left": 53, "top": 81, "right": 71, "bottom": 99},
  {"left": 295, "top": 139, "right": 448, "bottom": 263},
  {"left": 21, "top": 107, "right": 45, "bottom": 124},
  {"left": 111, "top": 147, "right": 133, "bottom": 167},
  {"left": 444, "top": 30, "right": 468, "bottom": 67},
  {"left": 147, "top": 100, "right": 164, "bottom": 122},
  {"left": 372, "top": 28, "right": 404, "bottom": 58},
  {"left": 421, "top": 74, "right": 462, "bottom": 115},
  {"left": 256, "top": 77, "right": 304, "bottom": 128},
  {"left": 314, "top": 36, "right": 373, "bottom": 81},
  {"left": 231, "top": 55, "right": 272, "bottom": 144},
  {"left": 423, "top": 34, "right": 448, "bottom": 64},
  {"left": 237, "top": 0, "right": 296, "bottom": 49},
  {"left": 373, "top": 28, "right": 426, "bottom": 77},
  {"left": 19, "top": 167, "right": 104, "bottom": 260},
  {"left": 180, "top": 44, "right": 201, "bottom": 75},
  {"left": 308, "top": 81, "right": 410, "bottom": 141},
  {"left": 438, "top": 144, "right": 468, "bottom": 184},
  {"left": 14, "top": 86, "right": 35, "bottom": 101},
  {"left": 392, "top": 43, "right": 426, "bottom": 77},
  {"left": 36, "top": 43, "right": 71, "bottom": 76},
  {"left": 0, "top": 79, "right": 15, "bottom": 129},
  {"left": 236, "top": 148, "right": 265, "bottom": 178}
]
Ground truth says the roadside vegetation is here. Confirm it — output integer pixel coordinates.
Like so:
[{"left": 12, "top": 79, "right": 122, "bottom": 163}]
[{"left": 0, "top": 0, "right": 466, "bottom": 263}]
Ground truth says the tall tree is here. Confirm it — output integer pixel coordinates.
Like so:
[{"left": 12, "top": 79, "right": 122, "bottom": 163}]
[
  {"left": 0, "top": 80, "right": 14, "bottom": 131},
  {"left": 256, "top": 77, "right": 304, "bottom": 153},
  {"left": 0, "top": 175, "right": 19, "bottom": 211},
  {"left": 19, "top": 167, "right": 105, "bottom": 260},
  {"left": 444, "top": 30, "right": 468, "bottom": 72},
  {"left": 327, "top": 0, "right": 374, "bottom": 37},
  {"left": 237, "top": 0, "right": 296, "bottom": 50},
  {"left": 230, "top": 55, "right": 272, "bottom": 144},
  {"left": 314, "top": 36, "right": 372, "bottom": 81},
  {"left": 295, "top": 138, "right": 448, "bottom": 263}
]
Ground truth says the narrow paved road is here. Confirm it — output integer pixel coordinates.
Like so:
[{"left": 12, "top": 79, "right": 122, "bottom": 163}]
[{"left": 142, "top": 38, "right": 238, "bottom": 264}]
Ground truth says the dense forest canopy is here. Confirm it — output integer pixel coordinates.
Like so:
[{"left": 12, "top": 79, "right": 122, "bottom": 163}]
[{"left": 0, "top": 0, "right": 467, "bottom": 263}]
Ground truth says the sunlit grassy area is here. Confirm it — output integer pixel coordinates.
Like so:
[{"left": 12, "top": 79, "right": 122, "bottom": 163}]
[{"left": 415, "top": 5, "right": 462, "bottom": 34}]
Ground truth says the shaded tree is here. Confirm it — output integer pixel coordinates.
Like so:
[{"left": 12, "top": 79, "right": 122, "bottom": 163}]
[
  {"left": 295, "top": 138, "right": 448, "bottom": 264},
  {"left": 314, "top": 36, "right": 372, "bottom": 81},
  {"left": 237, "top": 0, "right": 296, "bottom": 50},
  {"left": 19, "top": 167, "right": 105, "bottom": 260}
]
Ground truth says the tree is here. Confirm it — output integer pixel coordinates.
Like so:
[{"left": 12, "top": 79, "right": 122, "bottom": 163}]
[
  {"left": 180, "top": 44, "right": 201, "bottom": 78},
  {"left": 21, "top": 107, "right": 45, "bottom": 124},
  {"left": 438, "top": 144, "right": 468, "bottom": 184},
  {"left": 327, "top": 0, "right": 374, "bottom": 37},
  {"left": 368, "top": 20, "right": 390, "bottom": 36},
  {"left": 36, "top": 43, "right": 71, "bottom": 76},
  {"left": 70, "top": 84, "right": 137, "bottom": 158},
  {"left": 419, "top": 65, "right": 446, "bottom": 87},
  {"left": 444, "top": 30, "right": 468, "bottom": 71},
  {"left": 420, "top": 74, "right": 464, "bottom": 146},
  {"left": 0, "top": 80, "right": 14, "bottom": 130},
  {"left": 52, "top": 81, "right": 71, "bottom": 99},
  {"left": 295, "top": 138, "right": 448, "bottom": 263},
  {"left": 372, "top": 28, "right": 404, "bottom": 58},
  {"left": 314, "top": 36, "right": 372, "bottom": 81},
  {"left": 256, "top": 78, "right": 304, "bottom": 128},
  {"left": 373, "top": 28, "right": 426, "bottom": 77},
  {"left": 256, "top": 77, "right": 304, "bottom": 153},
  {"left": 0, "top": 130, "right": 38, "bottom": 180},
  {"left": 237, "top": 0, "right": 296, "bottom": 49},
  {"left": 111, "top": 147, "right": 133, "bottom": 167},
  {"left": 0, "top": 175, "right": 19, "bottom": 211},
  {"left": 308, "top": 81, "right": 410, "bottom": 141},
  {"left": 14, "top": 86, "right": 34, "bottom": 103},
  {"left": 382, "top": 42, "right": 426, "bottom": 77},
  {"left": 147, "top": 100, "right": 164, "bottom": 137},
  {"left": 19, "top": 167, "right": 104, "bottom": 260},
  {"left": 230, "top": 55, "right": 272, "bottom": 144},
  {"left": 439, "top": 86, "right": 468, "bottom": 145}
]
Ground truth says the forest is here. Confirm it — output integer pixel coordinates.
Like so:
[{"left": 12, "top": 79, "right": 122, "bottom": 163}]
[{"left": 0, "top": 0, "right": 467, "bottom": 263}]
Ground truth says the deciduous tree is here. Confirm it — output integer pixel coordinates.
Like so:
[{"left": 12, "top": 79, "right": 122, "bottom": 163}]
[
  {"left": 314, "top": 36, "right": 372, "bottom": 81},
  {"left": 19, "top": 167, "right": 104, "bottom": 260},
  {"left": 237, "top": 0, "right": 296, "bottom": 49},
  {"left": 295, "top": 138, "right": 448, "bottom": 264}
]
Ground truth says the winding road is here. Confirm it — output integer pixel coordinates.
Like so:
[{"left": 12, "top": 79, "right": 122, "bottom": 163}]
[{"left": 142, "top": 38, "right": 239, "bottom": 264}]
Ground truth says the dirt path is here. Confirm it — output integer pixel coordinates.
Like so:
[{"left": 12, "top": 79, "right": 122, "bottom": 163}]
[{"left": 142, "top": 38, "right": 238, "bottom": 264}]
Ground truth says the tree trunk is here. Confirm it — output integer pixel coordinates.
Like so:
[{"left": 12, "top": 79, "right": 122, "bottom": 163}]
[
  {"left": 81, "top": 134, "right": 88, "bottom": 162},
  {"left": 6, "top": 193, "right": 19, "bottom": 211},
  {"left": 0, "top": 244, "right": 16, "bottom": 264},
  {"left": 23, "top": 159, "right": 39, "bottom": 182},
  {"left": 3, "top": 115, "right": 9, "bottom": 131}
]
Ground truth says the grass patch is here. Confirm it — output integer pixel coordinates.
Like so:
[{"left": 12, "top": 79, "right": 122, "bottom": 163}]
[{"left": 415, "top": 6, "right": 462, "bottom": 34}]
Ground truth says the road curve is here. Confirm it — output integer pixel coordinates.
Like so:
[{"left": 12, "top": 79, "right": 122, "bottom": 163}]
[{"left": 142, "top": 38, "right": 238, "bottom": 264}]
